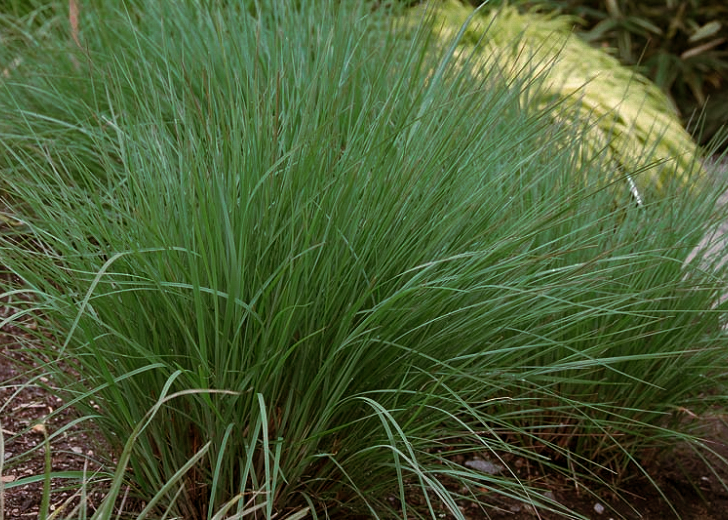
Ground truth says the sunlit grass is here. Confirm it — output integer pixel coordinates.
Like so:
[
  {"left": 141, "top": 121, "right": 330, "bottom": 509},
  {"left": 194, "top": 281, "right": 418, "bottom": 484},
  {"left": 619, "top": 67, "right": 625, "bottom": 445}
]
[{"left": 1, "top": 1, "right": 727, "bottom": 518}]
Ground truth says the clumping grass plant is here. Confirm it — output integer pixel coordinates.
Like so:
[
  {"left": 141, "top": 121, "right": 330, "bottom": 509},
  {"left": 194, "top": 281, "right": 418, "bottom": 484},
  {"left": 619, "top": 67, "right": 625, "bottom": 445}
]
[{"left": 1, "top": 1, "right": 728, "bottom": 518}]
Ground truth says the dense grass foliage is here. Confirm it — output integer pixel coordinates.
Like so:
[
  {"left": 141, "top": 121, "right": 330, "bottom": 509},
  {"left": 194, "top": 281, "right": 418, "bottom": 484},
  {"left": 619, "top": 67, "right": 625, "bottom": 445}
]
[{"left": 1, "top": 1, "right": 728, "bottom": 518}]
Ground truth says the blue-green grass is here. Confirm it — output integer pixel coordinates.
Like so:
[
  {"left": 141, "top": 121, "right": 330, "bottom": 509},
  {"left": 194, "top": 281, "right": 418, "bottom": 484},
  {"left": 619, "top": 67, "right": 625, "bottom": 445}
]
[{"left": 1, "top": 1, "right": 727, "bottom": 518}]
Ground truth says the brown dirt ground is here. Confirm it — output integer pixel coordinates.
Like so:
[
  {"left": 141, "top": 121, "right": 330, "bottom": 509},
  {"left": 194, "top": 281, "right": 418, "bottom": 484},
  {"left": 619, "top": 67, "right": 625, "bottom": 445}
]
[{"left": 0, "top": 320, "right": 112, "bottom": 518}]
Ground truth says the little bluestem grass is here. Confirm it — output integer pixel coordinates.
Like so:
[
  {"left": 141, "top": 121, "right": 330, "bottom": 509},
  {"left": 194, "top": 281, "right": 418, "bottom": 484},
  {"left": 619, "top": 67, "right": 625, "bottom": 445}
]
[{"left": 1, "top": 1, "right": 728, "bottom": 518}]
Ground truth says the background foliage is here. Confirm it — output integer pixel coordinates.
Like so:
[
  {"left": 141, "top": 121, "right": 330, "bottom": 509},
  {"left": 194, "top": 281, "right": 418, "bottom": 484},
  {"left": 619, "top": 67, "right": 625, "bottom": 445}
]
[
  {"left": 409, "top": 0, "right": 708, "bottom": 199},
  {"left": 465, "top": 0, "right": 728, "bottom": 147}
]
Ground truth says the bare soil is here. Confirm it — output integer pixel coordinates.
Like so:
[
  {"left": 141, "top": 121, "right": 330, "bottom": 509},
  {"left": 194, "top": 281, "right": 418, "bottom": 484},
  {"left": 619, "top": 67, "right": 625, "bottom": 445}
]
[{"left": 0, "top": 321, "right": 111, "bottom": 518}]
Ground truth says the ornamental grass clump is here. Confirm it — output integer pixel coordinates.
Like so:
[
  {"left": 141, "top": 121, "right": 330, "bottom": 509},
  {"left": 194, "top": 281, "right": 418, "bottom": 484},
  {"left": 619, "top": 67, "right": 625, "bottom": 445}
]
[{"left": 1, "top": 1, "right": 728, "bottom": 518}]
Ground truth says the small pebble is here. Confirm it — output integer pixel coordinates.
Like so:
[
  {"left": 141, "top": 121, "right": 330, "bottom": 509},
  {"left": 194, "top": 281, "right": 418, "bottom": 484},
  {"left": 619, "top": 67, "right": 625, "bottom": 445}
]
[
  {"left": 594, "top": 502, "right": 605, "bottom": 514},
  {"left": 464, "top": 458, "right": 504, "bottom": 475}
]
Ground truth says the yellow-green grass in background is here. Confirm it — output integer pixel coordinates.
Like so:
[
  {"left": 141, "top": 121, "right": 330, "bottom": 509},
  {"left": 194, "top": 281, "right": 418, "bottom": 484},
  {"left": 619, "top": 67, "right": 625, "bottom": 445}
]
[{"left": 406, "top": 0, "right": 705, "bottom": 199}]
